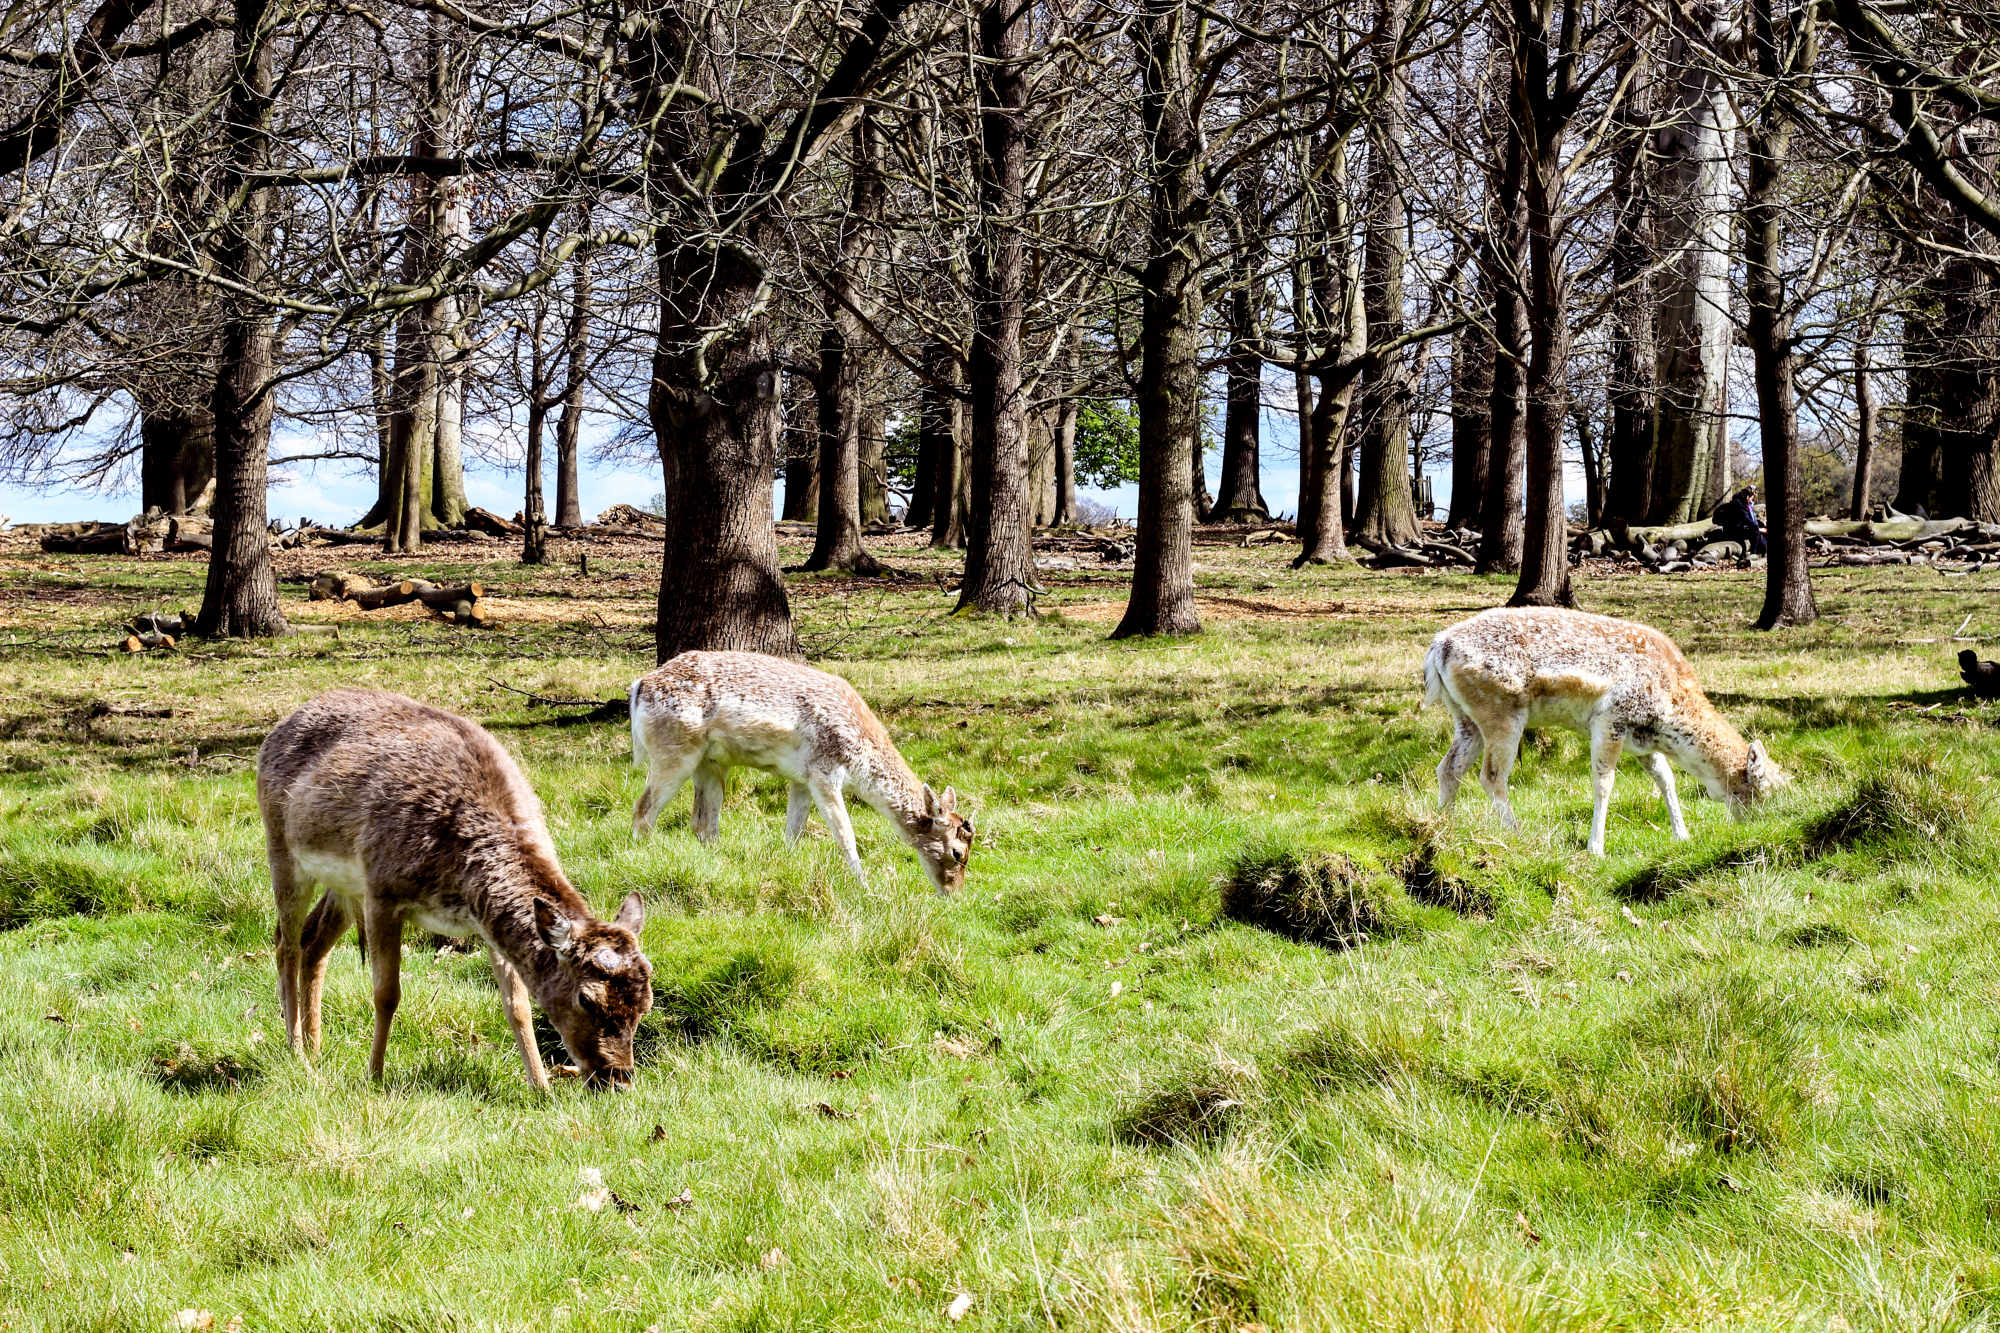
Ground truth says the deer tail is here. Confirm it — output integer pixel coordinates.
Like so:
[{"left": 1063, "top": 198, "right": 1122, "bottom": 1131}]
[
  {"left": 1422, "top": 638, "right": 1448, "bottom": 710},
  {"left": 628, "top": 678, "right": 647, "bottom": 768}
]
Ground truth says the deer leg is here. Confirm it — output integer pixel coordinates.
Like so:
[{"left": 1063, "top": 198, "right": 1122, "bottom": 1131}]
[
  {"left": 784, "top": 782, "right": 813, "bottom": 844},
  {"left": 1477, "top": 713, "right": 1527, "bottom": 830},
  {"left": 690, "top": 761, "right": 726, "bottom": 842},
  {"left": 364, "top": 901, "right": 404, "bottom": 1083},
  {"left": 1647, "top": 753, "right": 1690, "bottom": 840},
  {"left": 268, "top": 845, "right": 312, "bottom": 1055},
  {"left": 1587, "top": 729, "right": 1623, "bottom": 858},
  {"left": 1437, "top": 713, "right": 1484, "bottom": 810},
  {"left": 808, "top": 778, "right": 867, "bottom": 882},
  {"left": 490, "top": 952, "right": 551, "bottom": 1093},
  {"left": 298, "top": 890, "right": 352, "bottom": 1056},
  {"left": 633, "top": 742, "right": 703, "bottom": 835}
]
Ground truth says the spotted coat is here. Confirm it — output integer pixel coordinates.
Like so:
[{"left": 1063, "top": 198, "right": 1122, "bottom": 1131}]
[{"left": 1422, "top": 607, "right": 1784, "bottom": 855}]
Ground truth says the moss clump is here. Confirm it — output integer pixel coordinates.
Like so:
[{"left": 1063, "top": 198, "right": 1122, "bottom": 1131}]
[
  {"left": 1219, "top": 844, "right": 1415, "bottom": 950},
  {"left": 0, "top": 851, "right": 135, "bottom": 929}
]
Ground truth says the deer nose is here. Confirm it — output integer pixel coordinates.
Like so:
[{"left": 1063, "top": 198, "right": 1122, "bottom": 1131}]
[{"left": 586, "top": 1066, "right": 635, "bottom": 1092}]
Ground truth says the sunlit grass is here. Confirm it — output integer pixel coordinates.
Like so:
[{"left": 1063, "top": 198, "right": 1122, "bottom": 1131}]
[{"left": 1, "top": 540, "right": 1998, "bottom": 1329}]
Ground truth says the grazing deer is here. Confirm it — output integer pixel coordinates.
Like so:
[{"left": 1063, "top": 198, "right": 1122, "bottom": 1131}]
[
  {"left": 629, "top": 651, "right": 974, "bottom": 892},
  {"left": 258, "top": 689, "right": 654, "bottom": 1090},
  {"left": 1422, "top": 608, "right": 1784, "bottom": 856}
]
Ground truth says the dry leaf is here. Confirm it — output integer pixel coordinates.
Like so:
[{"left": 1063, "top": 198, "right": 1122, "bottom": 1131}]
[
  {"left": 166, "top": 1313, "right": 213, "bottom": 1332},
  {"left": 1615, "top": 970, "right": 1633, "bottom": 985},
  {"left": 648, "top": 1124, "right": 667, "bottom": 1142},
  {"left": 576, "top": 1188, "right": 611, "bottom": 1212},
  {"left": 665, "top": 1188, "right": 694, "bottom": 1211},
  {"left": 934, "top": 1034, "right": 978, "bottom": 1060},
  {"left": 814, "top": 1101, "right": 857, "bottom": 1120},
  {"left": 120, "top": 1250, "right": 136, "bottom": 1265},
  {"left": 610, "top": 1190, "right": 641, "bottom": 1213},
  {"left": 1620, "top": 906, "right": 1644, "bottom": 928},
  {"left": 759, "top": 1246, "right": 789, "bottom": 1270},
  {"left": 946, "top": 1292, "right": 974, "bottom": 1321},
  {"left": 1516, "top": 1211, "right": 1542, "bottom": 1245},
  {"left": 222, "top": 1318, "right": 243, "bottom": 1333},
  {"left": 828, "top": 1069, "right": 852, "bottom": 1080},
  {"left": 579, "top": 1166, "right": 605, "bottom": 1187},
  {"left": 460, "top": 1206, "right": 474, "bottom": 1220},
  {"left": 1109, "top": 980, "right": 1122, "bottom": 999},
  {"left": 44, "top": 1012, "right": 65, "bottom": 1023},
  {"left": 1093, "top": 914, "right": 1122, "bottom": 927}
]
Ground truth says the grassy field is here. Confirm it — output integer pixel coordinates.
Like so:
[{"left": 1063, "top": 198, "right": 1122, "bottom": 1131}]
[{"left": 2, "top": 530, "right": 1998, "bottom": 1332}]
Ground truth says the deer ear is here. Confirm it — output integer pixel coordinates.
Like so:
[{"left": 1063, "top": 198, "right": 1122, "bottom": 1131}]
[
  {"left": 923, "top": 784, "right": 941, "bottom": 818},
  {"left": 533, "top": 897, "right": 574, "bottom": 954},
  {"left": 940, "top": 786, "right": 958, "bottom": 814},
  {"left": 613, "top": 890, "right": 645, "bottom": 934},
  {"left": 1746, "top": 740, "right": 1768, "bottom": 778}
]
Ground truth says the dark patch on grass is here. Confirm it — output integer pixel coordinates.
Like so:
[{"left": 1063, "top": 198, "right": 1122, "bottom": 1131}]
[
  {"left": 1803, "top": 762, "right": 1982, "bottom": 857},
  {"left": 1399, "top": 844, "right": 1496, "bottom": 916},
  {"left": 1779, "top": 921, "right": 1855, "bottom": 950},
  {"left": 150, "top": 1040, "right": 263, "bottom": 1095},
  {"left": 1829, "top": 1169, "right": 1903, "bottom": 1208},
  {"left": 653, "top": 946, "right": 804, "bottom": 1043},
  {"left": 1115, "top": 1067, "right": 1255, "bottom": 1147},
  {"left": 1613, "top": 839, "right": 1777, "bottom": 904},
  {"left": 1219, "top": 844, "right": 1414, "bottom": 950},
  {"left": 0, "top": 851, "right": 132, "bottom": 929},
  {"left": 1279, "top": 1019, "right": 1425, "bottom": 1089}
]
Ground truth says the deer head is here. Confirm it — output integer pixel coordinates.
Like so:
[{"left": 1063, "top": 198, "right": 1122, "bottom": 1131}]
[
  {"left": 1725, "top": 740, "right": 1787, "bottom": 817},
  {"left": 532, "top": 892, "right": 654, "bottom": 1088},
  {"left": 912, "top": 785, "right": 974, "bottom": 895}
]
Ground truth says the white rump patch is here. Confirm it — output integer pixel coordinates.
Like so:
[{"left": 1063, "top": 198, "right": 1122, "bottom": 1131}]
[{"left": 293, "top": 849, "right": 367, "bottom": 897}]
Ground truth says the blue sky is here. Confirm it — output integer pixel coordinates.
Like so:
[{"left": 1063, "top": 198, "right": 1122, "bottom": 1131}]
[{"left": 0, "top": 403, "right": 1526, "bottom": 529}]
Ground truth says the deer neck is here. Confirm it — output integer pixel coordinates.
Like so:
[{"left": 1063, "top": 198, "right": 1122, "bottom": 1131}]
[
  {"left": 471, "top": 836, "right": 590, "bottom": 987},
  {"left": 850, "top": 742, "right": 930, "bottom": 844}
]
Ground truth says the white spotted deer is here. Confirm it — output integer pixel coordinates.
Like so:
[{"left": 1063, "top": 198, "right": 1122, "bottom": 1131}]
[
  {"left": 629, "top": 651, "right": 974, "bottom": 892},
  {"left": 1423, "top": 608, "right": 1784, "bottom": 856},
  {"left": 258, "top": 689, "right": 654, "bottom": 1090}
]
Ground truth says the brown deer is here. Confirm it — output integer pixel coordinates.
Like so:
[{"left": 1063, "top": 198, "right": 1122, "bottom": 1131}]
[
  {"left": 258, "top": 689, "right": 654, "bottom": 1090},
  {"left": 629, "top": 651, "right": 973, "bottom": 892},
  {"left": 1424, "top": 608, "right": 1785, "bottom": 855}
]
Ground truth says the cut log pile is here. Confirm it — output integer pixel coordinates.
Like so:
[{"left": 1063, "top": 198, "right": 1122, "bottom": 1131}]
[
  {"left": 310, "top": 571, "right": 490, "bottom": 625},
  {"left": 1566, "top": 510, "right": 2000, "bottom": 574}
]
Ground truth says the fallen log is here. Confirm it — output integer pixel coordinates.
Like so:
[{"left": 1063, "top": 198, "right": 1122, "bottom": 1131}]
[
  {"left": 463, "top": 507, "right": 523, "bottom": 537},
  {"left": 121, "top": 630, "right": 176, "bottom": 652}
]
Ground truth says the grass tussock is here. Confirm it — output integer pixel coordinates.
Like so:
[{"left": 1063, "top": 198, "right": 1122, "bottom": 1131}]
[
  {"left": 1219, "top": 842, "right": 1417, "bottom": 950},
  {"left": 1115, "top": 1052, "right": 1261, "bottom": 1147},
  {"left": 1803, "top": 758, "right": 1985, "bottom": 858}
]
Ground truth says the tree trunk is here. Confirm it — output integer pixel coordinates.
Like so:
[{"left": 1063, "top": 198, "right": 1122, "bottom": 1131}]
[
  {"left": 1646, "top": 2, "right": 1738, "bottom": 525},
  {"left": 1294, "top": 138, "right": 1360, "bottom": 567},
  {"left": 1054, "top": 374, "right": 1079, "bottom": 524},
  {"left": 140, "top": 401, "right": 214, "bottom": 516},
  {"left": 907, "top": 410, "right": 937, "bottom": 531},
  {"left": 1351, "top": 0, "right": 1421, "bottom": 551},
  {"left": 1478, "top": 72, "right": 1528, "bottom": 575},
  {"left": 1115, "top": 0, "right": 1204, "bottom": 639},
  {"left": 780, "top": 373, "right": 819, "bottom": 523},
  {"left": 522, "top": 398, "right": 549, "bottom": 564},
  {"left": 386, "top": 307, "right": 438, "bottom": 554},
  {"left": 1604, "top": 7, "right": 1657, "bottom": 528},
  {"left": 925, "top": 347, "right": 967, "bottom": 548},
  {"left": 859, "top": 392, "right": 889, "bottom": 525},
  {"left": 958, "top": 0, "right": 1035, "bottom": 616},
  {"left": 1508, "top": 0, "right": 1575, "bottom": 610},
  {"left": 805, "top": 114, "right": 887, "bottom": 574},
  {"left": 1850, "top": 312, "right": 1877, "bottom": 519},
  {"left": 1749, "top": 0, "right": 1814, "bottom": 628},
  {"left": 1447, "top": 316, "right": 1493, "bottom": 529},
  {"left": 193, "top": 0, "right": 285, "bottom": 640},
  {"left": 552, "top": 226, "right": 591, "bottom": 530},
  {"left": 1213, "top": 270, "right": 1269, "bottom": 521}
]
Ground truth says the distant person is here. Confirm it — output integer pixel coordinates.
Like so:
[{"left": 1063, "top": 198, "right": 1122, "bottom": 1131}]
[{"left": 1714, "top": 485, "right": 1767, "bottom": 555}]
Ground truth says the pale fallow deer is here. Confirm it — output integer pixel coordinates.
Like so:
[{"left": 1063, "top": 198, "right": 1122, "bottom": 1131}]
[
  {"left": 258, "top": 689, "right": 654, "bottom": 1090},
  {"left": 629, "top": 651, "right": 974, "bottom": 892},
  {"left": 1423, "top": 607, "right": 1785, "bottom": 855}
]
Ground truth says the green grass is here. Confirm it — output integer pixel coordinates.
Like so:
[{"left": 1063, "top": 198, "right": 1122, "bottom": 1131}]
[{"left": 3, "top": 535, "right": 2000, "bottom": 1329}]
